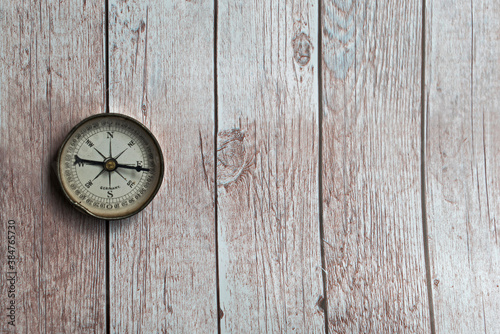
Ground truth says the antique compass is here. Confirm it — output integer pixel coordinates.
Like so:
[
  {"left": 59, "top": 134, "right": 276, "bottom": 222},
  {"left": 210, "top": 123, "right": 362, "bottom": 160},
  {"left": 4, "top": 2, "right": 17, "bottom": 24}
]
[{"left": 57, "top": 113, "right": 164, "bottom": 220}]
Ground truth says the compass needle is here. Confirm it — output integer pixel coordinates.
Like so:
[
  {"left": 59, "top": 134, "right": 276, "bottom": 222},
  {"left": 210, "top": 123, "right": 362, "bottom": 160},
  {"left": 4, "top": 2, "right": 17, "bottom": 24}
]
[
  {"left": 74, "top": 155, "right": 104, "bottom": 167},
  {"left": 115, "top": 163, "right": 151, "bottom": 172},
  {"left": 57, "top": 114, "right": 164, "bottom": 219},
  {"left": 74, "top": 155, "right": 82, "bottom": 166}
]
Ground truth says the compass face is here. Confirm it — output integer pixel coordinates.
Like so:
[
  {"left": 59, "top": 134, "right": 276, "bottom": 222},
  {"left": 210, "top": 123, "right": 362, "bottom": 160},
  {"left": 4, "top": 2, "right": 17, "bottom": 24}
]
[{"left": 57, "top": 113, "right": 164, "bottom": 220}]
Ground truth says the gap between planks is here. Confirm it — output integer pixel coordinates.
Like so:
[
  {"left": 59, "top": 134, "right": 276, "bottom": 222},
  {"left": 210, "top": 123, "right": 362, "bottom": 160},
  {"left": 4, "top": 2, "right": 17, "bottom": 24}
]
[{"left": 419, "top": 0, "right": 436, "bottom": 332}]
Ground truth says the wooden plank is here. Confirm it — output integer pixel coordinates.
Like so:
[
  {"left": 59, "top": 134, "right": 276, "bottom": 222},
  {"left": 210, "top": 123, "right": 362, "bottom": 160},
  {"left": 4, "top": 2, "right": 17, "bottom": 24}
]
[
  {"left": 216, "top": 0, "right": 324, "bottom": 332},
  {"left": 108, "top": 1, "right": 218, "bottom": 332},
  {"left": 321, "top": 0, "right": 431, "bottom": 332},
  {"left": 0, "top": 1, "right": 106, "bottom": 333},
  {"left": 425, "top": 0, "right": 500, "bottom": 332}
]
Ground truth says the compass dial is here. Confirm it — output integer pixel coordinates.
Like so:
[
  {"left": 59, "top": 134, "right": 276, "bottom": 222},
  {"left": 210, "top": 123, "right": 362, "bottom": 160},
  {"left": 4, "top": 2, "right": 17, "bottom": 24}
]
[{"left": 57, "top": 113, "right": 164, "bottom": 220}]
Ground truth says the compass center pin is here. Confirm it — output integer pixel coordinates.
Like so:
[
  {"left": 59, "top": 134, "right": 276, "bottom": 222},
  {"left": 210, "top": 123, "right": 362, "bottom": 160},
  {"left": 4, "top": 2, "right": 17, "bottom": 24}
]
[{"left": 104, "top": 158, "right": 117, "bottom": 171}]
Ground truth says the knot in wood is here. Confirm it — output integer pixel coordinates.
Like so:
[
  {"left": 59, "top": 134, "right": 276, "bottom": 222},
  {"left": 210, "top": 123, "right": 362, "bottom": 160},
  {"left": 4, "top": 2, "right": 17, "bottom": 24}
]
[
  {"left": 292, "top": 33, "right": 312, "bottom": 66},
  {"left": 217, "top": 129, "right": 254, "bottom": 188}
]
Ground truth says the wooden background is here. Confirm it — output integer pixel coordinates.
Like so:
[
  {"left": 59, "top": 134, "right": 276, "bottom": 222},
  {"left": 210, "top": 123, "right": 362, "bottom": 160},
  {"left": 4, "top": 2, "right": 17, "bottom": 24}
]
[{"left": 1, "top": 0, "right": 498, "bottom": 333}]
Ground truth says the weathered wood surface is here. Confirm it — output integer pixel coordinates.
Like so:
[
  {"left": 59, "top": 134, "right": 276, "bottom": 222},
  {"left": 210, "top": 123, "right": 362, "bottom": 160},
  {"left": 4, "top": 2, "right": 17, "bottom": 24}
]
[
  {"left": 108, "top": 0, "right": 218, "bottom": 332},
  {"left": 425, "top": 0, "right": 500, "bottom": 332},
  {"left": 2, "top": 0, "right": 500, "bottom": 332},
  {"left": 216, "top": 0, "right": 324, "bottom": 332},
  {"left": 0, "top": 1, "right": 107, "bottom": 333},
  {"left": 321, "top": 0, "right": 431, "bottom": 332}
]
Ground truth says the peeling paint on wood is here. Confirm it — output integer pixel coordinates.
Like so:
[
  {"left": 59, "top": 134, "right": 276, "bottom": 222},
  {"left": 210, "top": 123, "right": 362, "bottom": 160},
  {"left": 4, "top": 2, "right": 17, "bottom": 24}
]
[
  {"left": 217, "top": 0, "right": 324, "bottom": 332},
  {"left": 1, "top": 0, "right": 499, "bottom": 332},
  {"left": 321, "top": 0, "right": 431, "bottom": 332},
  {"left": 322, "top": 0, "right": 361, "bottom": 80},
  {"left": 108, "top": 0, "right": 218, "bottom": 332},
  {"left": 425, "top": 0, "right": 500, "bottom": 332},
  {"left": 0, "top": 1, "right": 106, "bottom": 332}
]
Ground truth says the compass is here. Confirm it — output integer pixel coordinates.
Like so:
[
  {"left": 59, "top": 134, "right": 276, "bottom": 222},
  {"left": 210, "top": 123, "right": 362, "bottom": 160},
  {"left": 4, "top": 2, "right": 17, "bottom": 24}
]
[{"left": 57, "top": 113, "right": 164, "bottom": 220}]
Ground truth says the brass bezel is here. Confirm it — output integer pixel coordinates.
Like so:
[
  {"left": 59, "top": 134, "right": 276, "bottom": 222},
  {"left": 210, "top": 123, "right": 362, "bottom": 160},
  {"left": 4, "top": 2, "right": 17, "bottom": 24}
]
[{"left": 56, "top": 113, "right": 165, "bottom": 220}]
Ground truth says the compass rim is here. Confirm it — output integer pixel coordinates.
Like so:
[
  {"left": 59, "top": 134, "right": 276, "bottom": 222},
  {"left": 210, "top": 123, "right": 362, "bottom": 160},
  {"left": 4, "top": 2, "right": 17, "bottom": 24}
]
[{"left": 56, "top": 113, "right": 165, "bottom": 221}]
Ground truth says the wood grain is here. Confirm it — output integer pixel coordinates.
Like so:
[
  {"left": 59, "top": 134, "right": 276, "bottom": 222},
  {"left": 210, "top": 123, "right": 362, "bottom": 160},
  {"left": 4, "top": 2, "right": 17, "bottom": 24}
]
[
  {"left": 0, "top": 1, "right": 106, "bottom": 333},
  {"left": 108, "top": 0, "right": 218, "bottom": 332},
  {"left": 216, "top": 0, "right": 324, "bottom": 332},
  {"left": 321, "top": 0, "right": 431, "bottom": 332},
  {"left": 425, "top": 0, "right": 500, "bottom": 332}
]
